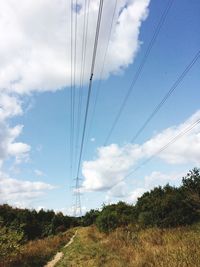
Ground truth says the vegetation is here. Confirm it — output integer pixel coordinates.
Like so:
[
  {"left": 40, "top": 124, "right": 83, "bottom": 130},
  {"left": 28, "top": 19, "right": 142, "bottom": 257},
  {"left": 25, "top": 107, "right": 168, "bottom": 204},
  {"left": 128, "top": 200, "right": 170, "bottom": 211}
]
[
  {"left": 0, "top": 204, "right": 78, "bottom": 241},
  {"left": 57, "top": 224, "right": 200, "bottom": 267},
  {"left": 92, "top": 168, "right": 200, "bottom": 233},
  {"left": 56, "top": 168, "right": 200, "bottom": 266},
  {"left": 0, "top": 228, "right": 75, "bottom": 267},
  {"left": 81, "top": 209, "right": 100, "bottom": 226},
  {"left": 0, "top": 227, "right": 24, "bottom": 261},
  {"left": 95, "top": 201, "right": 136, "bottom": 233},
  {"left": 0, "top": 168, "right": 200, "bottom": 266},
  {"left": 0, "top": 205, "right": 78, "bottom": 266}
]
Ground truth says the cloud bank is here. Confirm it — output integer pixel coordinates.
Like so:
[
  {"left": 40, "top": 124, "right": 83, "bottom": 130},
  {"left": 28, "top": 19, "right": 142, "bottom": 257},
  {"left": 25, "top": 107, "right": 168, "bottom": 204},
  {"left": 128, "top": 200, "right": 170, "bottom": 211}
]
[
  {"left": 0, "top": 93, "right": 54, "bottom": 206},
  {"left": 0, "top": 0, "right": 150, "bottom": 94},
  {"left": 0, "top": 0, "right": 151, "bottom": 207},
  {"left": 0, "top": 171, "right": 54, "bottom": 207},
  {"left": 0, "top": 94, "right": 30, "bottom": 166},
  {"left": 82, "top": 110, "right": 200, "bottom": 192}
]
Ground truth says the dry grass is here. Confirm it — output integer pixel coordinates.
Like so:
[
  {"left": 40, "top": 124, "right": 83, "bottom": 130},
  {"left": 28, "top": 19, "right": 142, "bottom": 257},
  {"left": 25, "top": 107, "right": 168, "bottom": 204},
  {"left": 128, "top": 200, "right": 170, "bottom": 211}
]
[
  {"left": 57, "top": 223, "right": 200, "bottom": 267},
  {"left": 0, "top": 229, "right": 75, "bottom": 267},
  {"left": 102, "top": 224, "right": 200, "bottom": 267},
  {"left": 57, "top": 226, "right": 109, "bottom": 267}
]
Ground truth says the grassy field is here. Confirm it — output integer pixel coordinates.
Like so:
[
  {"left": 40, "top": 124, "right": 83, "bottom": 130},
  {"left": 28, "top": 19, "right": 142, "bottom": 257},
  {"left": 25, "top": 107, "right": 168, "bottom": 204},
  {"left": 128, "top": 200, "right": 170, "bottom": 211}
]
[
  {"left": 0, "top": 228, "right": 75, "bottom": 267},
  {"left": 57, "top": 224, "right": 200, "bottom": 267}
]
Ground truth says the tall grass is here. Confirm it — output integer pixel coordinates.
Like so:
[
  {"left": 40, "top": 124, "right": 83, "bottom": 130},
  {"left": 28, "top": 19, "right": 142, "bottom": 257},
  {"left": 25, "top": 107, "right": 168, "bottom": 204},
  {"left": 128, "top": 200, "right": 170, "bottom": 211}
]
[
  {"left": 0, "top": 229, "right": 74, "bottom": 267},
  {"left": 104, "top": 223, "right": 200, "bottom": 267},
  {"left": 57, "top": 224, "right": 200, "bottom": 267}
]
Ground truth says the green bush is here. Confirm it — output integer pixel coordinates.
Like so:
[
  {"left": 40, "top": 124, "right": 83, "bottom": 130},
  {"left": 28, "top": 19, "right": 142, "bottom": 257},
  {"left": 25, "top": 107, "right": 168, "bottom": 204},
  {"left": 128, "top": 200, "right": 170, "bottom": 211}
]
[
  {"left": 136, "top": 169, "right": 200, "bottom": 228},
  {"left": 95, "top": 202, "right": 136, "bottom": 233},
  {"left": 0, "top": 227, "right": 24, "bottom": 262},
  {"left": 138, "top": 211, "right": 154, "bottom": 227},
  {"left": 82, "top": 209, "right": 100, "bottom": 226},
  {"left": 95, "top": 168, "right": 200, "bottom": 232},
  {"left": 96, "top": 210, "right": 118, "bottom": 233},
  {"left": 0, "top": 205, "right": 78, "bottom": 241}
]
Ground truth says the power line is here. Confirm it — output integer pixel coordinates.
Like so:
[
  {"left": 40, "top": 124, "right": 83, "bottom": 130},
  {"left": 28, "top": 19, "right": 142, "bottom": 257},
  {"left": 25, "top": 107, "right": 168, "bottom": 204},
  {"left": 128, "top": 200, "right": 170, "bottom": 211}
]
[
  {"left": 75, "top": 0, "right": 91, "bottom": 167},
  {"left": 74, "top": 0, "right": 104, "bottom": 216},
  {"left": 85, "top": 0, "right": 118, "bottom": 148},
  {"left": 125, "top": 117, "right": 200, "bottom": 179},
  {"left": 73, "top": 0, "right": 90, "bottom": 217},
  {"left": 104, "top": 0, "right": 174, "bottom": 145},
  {"left": 71, "top": 0, "right": 78, "bottom": 177},
  {"left": 131, "top": 49, "right": 200, "bottom": 143},
  {"left": 76, "top": 0, "right": 104, "bottom": 178},
  {"left": 98, "top": 49, "right": 200, "bottom": 189},
  {"left": 70, "top": 0, "right": 80, "bottom": 217},
  {"left": 73, "top": 177, "right": 82, "bottom": 217},
  {"left": 69, "top": 0, "right": 74, "bottom": 180}
]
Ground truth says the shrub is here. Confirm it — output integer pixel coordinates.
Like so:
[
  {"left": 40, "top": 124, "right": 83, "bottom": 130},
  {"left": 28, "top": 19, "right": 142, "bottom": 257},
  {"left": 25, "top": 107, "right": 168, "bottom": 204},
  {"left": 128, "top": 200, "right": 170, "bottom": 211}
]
[
  {"left": 95, "top": 202, "right": 136, "bottom": 233},
  {"left": 96, "top": 210, "right": 118, "bottom": 233},
  {"left": 82, "top": 209, "right": 100, "bottom": 226},
  {"left": 136, "top": 184, "right": 198, "bottom": 228},
  {"left": 0, "top": 227, "right": 24, "bottom": 265},
  {"left": 0, "top": 230, "right": 74, "bottom": 267},
  {"left": 138, "top": 211, "right": 154, "bottom": 227}
]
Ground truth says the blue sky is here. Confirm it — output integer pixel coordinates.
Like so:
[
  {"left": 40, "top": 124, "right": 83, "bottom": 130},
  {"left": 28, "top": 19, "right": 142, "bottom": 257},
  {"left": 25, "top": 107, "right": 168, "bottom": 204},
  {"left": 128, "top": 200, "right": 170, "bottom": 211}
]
[{"left": 0, "top": 0, "right": 199, "bottom": 214}]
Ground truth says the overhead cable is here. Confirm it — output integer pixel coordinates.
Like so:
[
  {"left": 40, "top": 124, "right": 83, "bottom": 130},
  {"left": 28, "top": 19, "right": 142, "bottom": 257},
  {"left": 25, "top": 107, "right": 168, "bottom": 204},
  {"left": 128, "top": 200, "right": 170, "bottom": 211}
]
[
  {"left": 76, "top": 0, "right": 104, "bottom": 178},
  {"left": 131, "top": 49, "right": 200, "bottom": 143},
  {"left": 125, "top": 117, "right": 200, "bottom": 179},
  {"left": 104, "top": 0, "right": 174, "bottom": 145}
]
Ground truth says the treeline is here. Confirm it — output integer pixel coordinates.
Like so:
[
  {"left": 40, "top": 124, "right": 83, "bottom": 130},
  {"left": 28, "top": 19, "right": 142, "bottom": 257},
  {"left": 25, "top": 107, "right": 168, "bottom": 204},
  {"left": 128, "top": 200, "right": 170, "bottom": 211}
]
[
  {"left": 1, "top": 168, "right": 200, "bottom": 238},
  {"left": 81, "top": 168, "right": 200, "bottom": 233},
  {"left": 0, "top": 204, "right": 78, "bottom": 241}
]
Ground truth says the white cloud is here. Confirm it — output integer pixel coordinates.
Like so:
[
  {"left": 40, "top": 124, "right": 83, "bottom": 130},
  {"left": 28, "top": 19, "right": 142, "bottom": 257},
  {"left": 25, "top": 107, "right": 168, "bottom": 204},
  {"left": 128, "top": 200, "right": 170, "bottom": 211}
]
[
  {"left": 144, "top": 171, "right": 182, "bottom": 188},
  {"left": 57, "top": 205, "right": 88, "bottom": 216},
  {"left": 0, "top": 93, "right": 30, "bottom": 166},
  {"left": 128, "top": 187, "right": 146, "bottom": 203},
  {"left": 0, "top": 93, "right": 31, "bottom": 167},
  {"left": 0, "top": 0, "right": 151, "bottom": 208},
  {"left": 103, "top": 169, "right": 185, "bottom": 205},
  {"left": 90, "top": 137, "right": 95, "bottom": 142},
  {"left": 142, "top": 111, "right": 200, "bottom": 164},
  {"left": 0, "top": 93, "right": 32, "bottom": 206},
  {"left": 0, "top": 94, "right": 22, "bottom": 120},
  {"left": 106, "top": 170, "right": 184, "bottom": 204},
  {"left": 0, "top": 171, "right": 55, "bottom": 206},
  {"left": 127, "top": 171, "right": 184, "bottom": 203},
  {"left": 82, "top": 110, "right": 200, "bottom": 192},
  {"left": 0, "top": 122, "right": 30, "bottom": 165},
  {"left": 82, "top": 143, "right": 142, "bottom": 191},
  {"left": 107, "top": 181, "right": 128, "bottom": 198},
  {"left": 0, "top": 0, "right": 150, "bottom": 94}
]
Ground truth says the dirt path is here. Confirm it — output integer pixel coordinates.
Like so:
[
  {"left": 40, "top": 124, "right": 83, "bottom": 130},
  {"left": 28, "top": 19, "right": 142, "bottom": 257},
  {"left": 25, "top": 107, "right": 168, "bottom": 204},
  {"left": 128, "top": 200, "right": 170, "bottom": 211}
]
[
  {"left": 44, "top": 231, "right": 77, "bottom": 267},
  {"left": 64, "top": 231, "right": 77, "bottom": 248},
  {"left": 44, "top": 252, "right": 64, "bottom": 267}
]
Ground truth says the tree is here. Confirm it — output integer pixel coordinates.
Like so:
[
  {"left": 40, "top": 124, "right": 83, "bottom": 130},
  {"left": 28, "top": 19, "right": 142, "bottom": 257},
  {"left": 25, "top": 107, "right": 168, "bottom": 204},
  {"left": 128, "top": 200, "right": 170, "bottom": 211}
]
[
  {"left": 182, "top": 168, "right": 200, "bottom": 197},
  {"left": 96, "top": 210, "right": 118, "bottom": 233},
  {"left": 136, "top": 183, "right": 197, "bottom": 227},
  {"left": 95, "top": 202, "right": 136, "bottom": 233},
  {"left": 181, "top": 168, "right": 200, "bottom": 220},
  {"left": 82, "top": 209, "right": 100, "bottom": 226}
]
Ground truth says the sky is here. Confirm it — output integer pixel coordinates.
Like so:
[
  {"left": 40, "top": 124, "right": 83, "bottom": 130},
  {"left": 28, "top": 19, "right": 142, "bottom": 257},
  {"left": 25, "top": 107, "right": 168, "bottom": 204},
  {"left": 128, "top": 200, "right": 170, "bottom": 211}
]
[{"left": 0, "top": 0, "right": 200, "bottom": 215}]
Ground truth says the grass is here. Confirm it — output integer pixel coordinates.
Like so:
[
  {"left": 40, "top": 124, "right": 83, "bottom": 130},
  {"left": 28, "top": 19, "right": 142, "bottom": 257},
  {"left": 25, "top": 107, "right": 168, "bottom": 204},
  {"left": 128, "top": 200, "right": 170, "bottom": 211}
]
[
  {"left": 1, "top": 224, "right": 199, "bottom": 266},
  {"left": 56, "top": 226, "right": 111, "bottom": 267},
  {"left": 0, "top": 228, "right": 75, "bottom": 267},
  {"left": 57, "top": 223, "right": 200, "bottom": 267}
]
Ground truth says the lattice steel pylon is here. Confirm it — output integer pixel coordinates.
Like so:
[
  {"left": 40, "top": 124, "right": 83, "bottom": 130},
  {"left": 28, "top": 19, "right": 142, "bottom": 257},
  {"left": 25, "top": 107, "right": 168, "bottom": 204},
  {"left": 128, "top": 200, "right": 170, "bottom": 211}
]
[{"left": 73, "top": 177, "right": 82, "bottom": 217}]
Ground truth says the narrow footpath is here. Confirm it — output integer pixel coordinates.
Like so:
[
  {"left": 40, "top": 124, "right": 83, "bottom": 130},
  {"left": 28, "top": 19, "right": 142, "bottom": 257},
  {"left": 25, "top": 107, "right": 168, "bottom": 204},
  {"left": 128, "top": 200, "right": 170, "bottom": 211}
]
[{"left": 44, "top": 231, "right": 77, "bottom": 267}]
